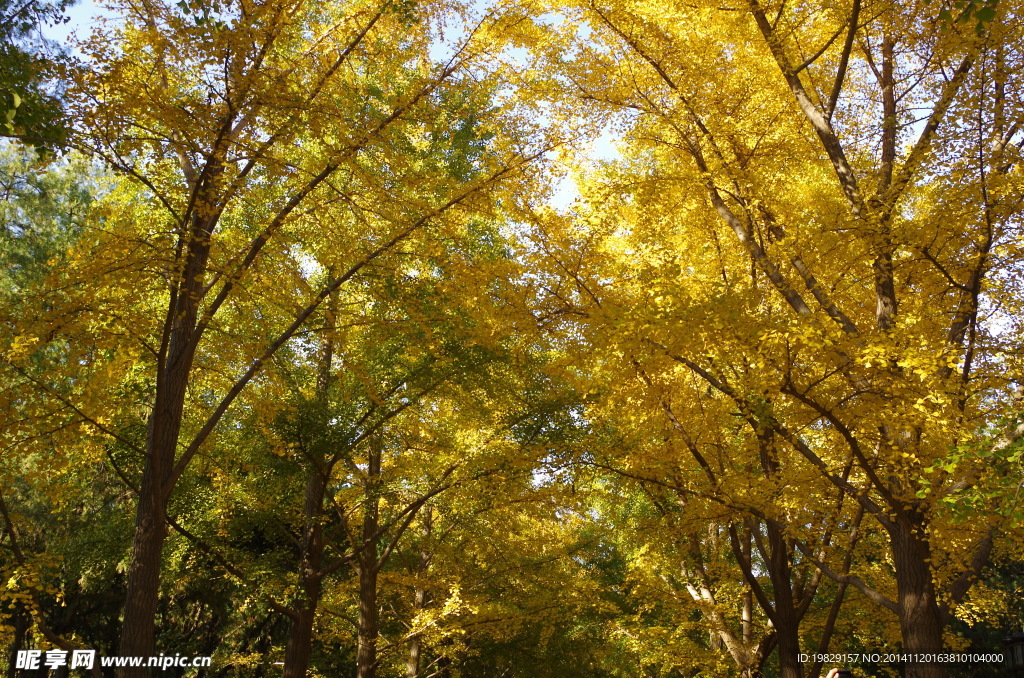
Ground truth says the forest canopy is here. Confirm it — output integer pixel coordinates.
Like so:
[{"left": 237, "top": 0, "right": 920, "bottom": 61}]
[{"left": 1, "top": 0, "right": 1023, "bottom": 677}]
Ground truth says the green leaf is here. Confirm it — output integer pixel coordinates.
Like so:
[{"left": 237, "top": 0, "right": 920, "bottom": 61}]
[{"left": 975, "top": 6, "right": 996, "bottom": 21}]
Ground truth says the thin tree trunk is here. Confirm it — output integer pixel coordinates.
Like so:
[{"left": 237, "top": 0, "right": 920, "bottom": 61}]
[
  {"left": 282, "top": 607, "right": 317, "bottom": 678},
  {"left": 356, "top": 441, "right": 382, "bottom": 678},
  {"left": 742, "top": 527, "right": 753, "bottom": 646},
  {"left": 117, "top": 333, "right": 196, "bottom": 675},
  {"left": 405, "top": 587, "right": 424, "bottom": 678},
  {"left": 872, "top": 30, "right": 897, "bottom": 330},
  {"left": 282, "top": 474, "right": 327, "bottom": 678},
  {"left": 760, "top": 435, "right": 803, "bottom": 678},
  {"left": 355, "top": 541, "right": 380, "bottom": 678},
  {"left": 5, "top": 603, "right": 28, "bottom": 678},
  {"left": 406, "top": 509, "right": 431, "bottom": 678},
  {"left": 809, "top": 506, "right": 863, "bottom": 678},
  {"left": 282, "top": 290, "right": 335, "bottom": 678}
]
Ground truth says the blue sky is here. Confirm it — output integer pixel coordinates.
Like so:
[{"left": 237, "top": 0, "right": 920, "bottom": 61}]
[{"left": 41, "top": 0, "right": 117, "bottom": 45}]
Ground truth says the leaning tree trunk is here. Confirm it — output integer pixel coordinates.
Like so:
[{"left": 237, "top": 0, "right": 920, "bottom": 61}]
[{"left": 117, "top": 201, "right": 218, "bottom": 677}]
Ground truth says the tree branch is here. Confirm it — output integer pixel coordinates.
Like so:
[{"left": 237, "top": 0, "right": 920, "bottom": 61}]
[
  {"left": 793, "top": 540, "right": 897, "bottom": 613},
  {"left": 168, "top": 150, "right": 544, "bottom": 490},
  {"left": 827, "top": 0, "right": 860, "bottom": 120}
]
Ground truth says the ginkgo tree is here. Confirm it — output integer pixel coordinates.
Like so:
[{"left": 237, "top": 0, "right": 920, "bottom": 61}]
[
  {"left": 2, "top": 0, "right": 550, "bottom": 673},
  {"left": 524, "top": 0, "right": 1024, "bottom": 675},
  {"left": 5, "top": 0, "right": 1024, "bottom": 673},
  {"left": 576, "top": 404, "right": 872, "bottom": 678}
]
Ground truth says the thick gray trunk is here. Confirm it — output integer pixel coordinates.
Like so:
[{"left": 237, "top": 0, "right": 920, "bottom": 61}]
[{"left": 890, "top": 517, "right": 947, "bottom": 678}]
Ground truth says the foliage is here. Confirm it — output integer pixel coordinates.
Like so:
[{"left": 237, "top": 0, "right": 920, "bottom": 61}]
[
  {"left": 0, "top": 0, "right": 71, "bottom": 146},
  {"left": 2, "top": 0, "right": 1024, "bottom": 677}
]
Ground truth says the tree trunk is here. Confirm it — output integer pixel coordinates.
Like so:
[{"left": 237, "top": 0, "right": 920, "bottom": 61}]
[
  {"left": 766, "top": 523, "right": 803, "bottom": 678},
  {"left": 890, "top": 515, "right": 947, "bottom": 678},
  {"left": 405, "top": 507, "right": 432, "bottom": 678},
  {"left": 741, "top": 528, "right": 753, "bottom": 646},
  {"left": 356, "top": 546, "right": 380, "bottom": 678},
  {"left": 759, "top": 436, "right": 803, "bottom": 678},
  {"left": 282, "top": 607, "right": 317, "bottom": 678},
  {"left": 405, "top": 630, "right": 422, "bottom": 678},
  {"left": 280, "top": 303, "right": 331, "bottom": 678},
  {"left": 117, "top": 464, "right": 170, "bottom": 675},
  {"left": 283, "top": 303, "right": 334, "bottom": 678},
  {"left": 282, "top": 472, "right": 327, "bottom": 678},
  {"left": 6, "top": 603, "right": 28, "bottom": 678},
  {"left": 808, "top": 580, "right": 848, "bottom": 678},
  {"left": 356, "top": 442, "right": 381, "bottom": 678},
  {"left": 405, "top": 632, "right": 421, "bottom": 678},
  {"left": 117, "top": 207, "right": 216, "bottom": 677},
  {"left": 355, "top": 554, "right": 380, "bottom": 678}
]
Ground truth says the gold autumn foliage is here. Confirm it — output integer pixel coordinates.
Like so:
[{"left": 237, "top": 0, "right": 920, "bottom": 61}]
[{"left": 1, "top": 0, "right": 1024, "bottom": 677}]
